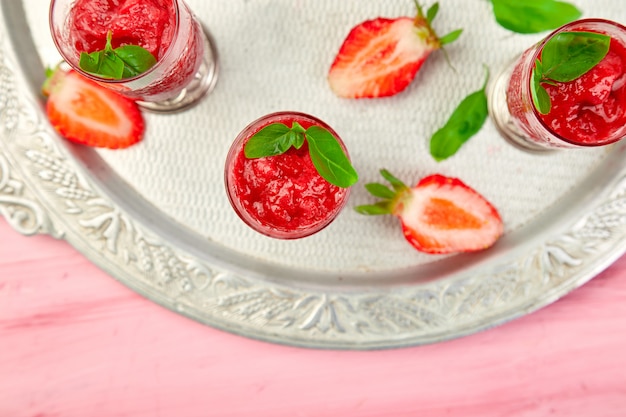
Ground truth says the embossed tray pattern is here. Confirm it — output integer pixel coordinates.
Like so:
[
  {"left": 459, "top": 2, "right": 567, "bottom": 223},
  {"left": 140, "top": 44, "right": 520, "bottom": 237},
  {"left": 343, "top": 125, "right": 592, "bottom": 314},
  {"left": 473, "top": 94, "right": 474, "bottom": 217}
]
[{"left": 2, "top": 0, "right": 626, "bottom": 349}]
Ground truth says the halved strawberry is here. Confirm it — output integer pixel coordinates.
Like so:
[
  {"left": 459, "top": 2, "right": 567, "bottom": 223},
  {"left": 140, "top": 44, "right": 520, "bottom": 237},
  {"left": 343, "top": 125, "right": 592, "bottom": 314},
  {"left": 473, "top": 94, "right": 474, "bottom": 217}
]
[
  {"left": 328, "top": 2, "right": 462, "bottom": 99},
  {"left": 42, "top": 67, "right": 144, "bottom": 149},
  {"left": 355, "top": 170, "right": 503, "bottom": 254}
]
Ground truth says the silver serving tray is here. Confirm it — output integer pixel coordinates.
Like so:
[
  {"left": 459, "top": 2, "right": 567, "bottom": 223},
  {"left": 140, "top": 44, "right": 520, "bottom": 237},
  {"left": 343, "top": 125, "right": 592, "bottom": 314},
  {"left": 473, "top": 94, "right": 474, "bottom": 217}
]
[{"left": 2, "top": 0, "right": 626, "bottom": 349}]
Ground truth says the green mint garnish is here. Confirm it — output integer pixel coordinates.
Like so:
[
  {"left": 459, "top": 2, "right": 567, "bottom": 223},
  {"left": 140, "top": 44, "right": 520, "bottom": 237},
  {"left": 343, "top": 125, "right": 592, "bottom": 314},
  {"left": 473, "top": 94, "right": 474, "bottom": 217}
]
[
  {"left": 244, "top": 122, "right": 358, "bottom": 188},
  {"left": 429, "top": 66, "right": 489, "bottom": 161},
  {"left": 79, "top": 31, "right": 157, "bottom": 80},
  {"left": 490, "top": 0, "right": 581, "bottom": 34},
  {"left": 531, "top": 31, "right": 611, "bottom": 114}
]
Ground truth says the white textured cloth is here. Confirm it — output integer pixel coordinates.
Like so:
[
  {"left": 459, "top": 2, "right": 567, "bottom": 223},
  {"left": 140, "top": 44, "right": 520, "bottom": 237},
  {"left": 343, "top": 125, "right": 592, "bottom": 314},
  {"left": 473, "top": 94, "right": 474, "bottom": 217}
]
[{"left": 26, "top": 0, "right": 624, "bottom": 272}]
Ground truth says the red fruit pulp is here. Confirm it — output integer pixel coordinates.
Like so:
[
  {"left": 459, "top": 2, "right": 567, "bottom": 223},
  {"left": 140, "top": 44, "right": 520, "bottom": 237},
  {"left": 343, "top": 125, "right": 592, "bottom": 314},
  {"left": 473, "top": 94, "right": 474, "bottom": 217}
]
[
  {"left": 539, "top": 36, "right": 626, "bottom": 144},
  {"left": 68, "top": 0, "right": 175, "bottom": 59},
  {"left": 226, "top": 114, "right": 349, "bottom": 238},
  {"left": 61, "top": 0, "right": 205, "bottom": 102}
]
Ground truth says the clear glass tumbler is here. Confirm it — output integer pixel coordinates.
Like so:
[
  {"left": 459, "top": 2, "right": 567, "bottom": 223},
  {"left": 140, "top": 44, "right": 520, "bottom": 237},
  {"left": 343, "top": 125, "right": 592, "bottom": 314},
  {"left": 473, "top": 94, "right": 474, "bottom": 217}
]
[
  {"left": 489, "top": 19, "right": 626, "bottom": 150},
  {"left": 49, "top": 0, "right": 218, "bottom": 113},
  {"left": 224, "top": 112, "right": 352, "bottom": 239}
]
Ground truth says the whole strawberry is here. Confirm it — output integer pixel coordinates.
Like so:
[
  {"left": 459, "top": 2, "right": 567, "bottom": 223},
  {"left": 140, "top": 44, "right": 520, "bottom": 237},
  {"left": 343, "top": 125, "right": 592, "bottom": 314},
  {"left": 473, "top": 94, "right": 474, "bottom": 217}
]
[
  {"left": 356, "top": 170, "right": 503, "bottom": 254},
  {"left": 42, "top": 67, "right": 145, "bottom": 149},
  {"left": 328, "top": 2, "right": 462, "bottom": 99}
]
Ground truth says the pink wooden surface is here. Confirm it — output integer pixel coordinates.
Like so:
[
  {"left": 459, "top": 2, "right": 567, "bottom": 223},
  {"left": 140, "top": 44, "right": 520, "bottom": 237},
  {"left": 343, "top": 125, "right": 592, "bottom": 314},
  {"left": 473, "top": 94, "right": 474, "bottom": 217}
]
[{"left": 1, "top": 217, "right": 626, "bottom": 417}]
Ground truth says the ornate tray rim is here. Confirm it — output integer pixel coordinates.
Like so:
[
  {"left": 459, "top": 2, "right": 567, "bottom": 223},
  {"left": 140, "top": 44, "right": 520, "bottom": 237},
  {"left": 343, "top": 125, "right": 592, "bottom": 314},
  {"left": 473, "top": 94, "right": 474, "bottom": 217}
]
[{"left": 3, "top": 0, "right": 626, "bottom": 349}]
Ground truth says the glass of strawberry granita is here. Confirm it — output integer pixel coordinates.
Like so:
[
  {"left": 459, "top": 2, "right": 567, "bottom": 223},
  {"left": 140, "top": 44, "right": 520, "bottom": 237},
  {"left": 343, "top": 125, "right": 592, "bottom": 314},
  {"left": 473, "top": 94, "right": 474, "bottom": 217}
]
[
  {"left": 225, "top": 112, "right": 353, "bottom": 239},
  {"left": 489, "top": 19, "right": 626, "bottom": 150},
  {"left": 49, "top": 0, "right": 218, "bottom": 113}
]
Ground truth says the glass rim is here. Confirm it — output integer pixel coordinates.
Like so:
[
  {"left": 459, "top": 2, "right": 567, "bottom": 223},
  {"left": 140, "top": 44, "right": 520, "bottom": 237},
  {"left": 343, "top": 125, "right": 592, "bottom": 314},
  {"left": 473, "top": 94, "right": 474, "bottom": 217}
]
[
  {"left": 48, "top": 0, "right": 182, "bottom": 85},
  {"left": 224, "top": 111, "right": 352, "bottom": 240},
  {"left": 525, "top": 18, "right": 626, "bottom": 147}
]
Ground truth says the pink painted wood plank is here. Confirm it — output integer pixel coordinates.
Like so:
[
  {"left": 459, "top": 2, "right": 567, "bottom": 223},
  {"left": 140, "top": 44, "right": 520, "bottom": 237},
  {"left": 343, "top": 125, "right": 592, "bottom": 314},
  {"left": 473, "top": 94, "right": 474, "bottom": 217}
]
[{"left": 1, "top": 218, "right": 626, "bottom": 417}]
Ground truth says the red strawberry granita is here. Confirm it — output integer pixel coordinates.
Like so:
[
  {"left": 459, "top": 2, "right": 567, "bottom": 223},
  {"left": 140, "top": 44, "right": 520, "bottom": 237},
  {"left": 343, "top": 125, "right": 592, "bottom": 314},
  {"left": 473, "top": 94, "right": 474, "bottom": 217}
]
[
  {"left": 537, "top": 38, "right": 626, "bottom": 144},
  {"left": 501, "top": 19, "right": 626, "bottom": 149},
  {"left": 50, "top": 0, "right": 209, "bottom": 105},
  {"left": 225, "top": 112, "right": 351, "bottom": 239},
  {"left": 67, "top": 0, "right": 175, "bottom": 59}
]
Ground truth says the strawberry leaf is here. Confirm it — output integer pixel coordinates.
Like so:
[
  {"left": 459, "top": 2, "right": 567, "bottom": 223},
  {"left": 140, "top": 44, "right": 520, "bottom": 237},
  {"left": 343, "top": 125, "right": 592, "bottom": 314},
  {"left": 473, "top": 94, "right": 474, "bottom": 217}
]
[
  {"left": 430, "top": 67, "right": 489, "bottom": 161},
  {"left": 305, "top": 125, "right": 358, "bottom": 188},
  {"left": 490, "top": 0, "right": 581, "bottom": 34},
  {"left": 365, "top": 183, "right": 396, "bottom": 199},
  {"left": 354, "top": 201, "right": 392, "bottom": 215},
  {"left": 380, "top": 169, "right": 408, "bottom": 192},
  {"left": 426, "top": 2, "right": 439, "bottom": 24},
  {"left": 355, "top": 169, "right": 409, "bottom": 216},
  {"left": 439, "top": 29, "right": 463, "bottom": 46}
]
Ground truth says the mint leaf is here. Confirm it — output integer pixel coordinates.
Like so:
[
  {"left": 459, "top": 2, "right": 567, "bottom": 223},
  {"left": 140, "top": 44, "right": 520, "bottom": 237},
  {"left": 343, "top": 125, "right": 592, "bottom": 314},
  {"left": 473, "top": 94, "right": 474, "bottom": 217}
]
[
  {"left": 531, "top": 82, "right": 552, "bottom": 115},
  {"left": 243, "top": 121, "right": 358, "bottom": 188},
  {"left": 78, "top": 31, "right": 156, "bottom": 80},
  {"left": 79, "top": 50, "right": 125, "bottom": 79},
  {"left": 540, "top": 31, "right": 610, "bottom": 82},
  {"left": 244, "top": 123, "right": 299, "bottom": 157},
  {"left": 531, "top": 61, "right": 552, "bottom": 114},
  {"left": 291, "top": 122, "right": 306, "bottom": 149},
  {"left": 531, "top": 31, "right": 610, "bottom": 114},
  {"left": 79, "top": 50, "right": 104, "bottom": 74},
  {"left": 305, "top": 125, "right": 358, "bottom": 188},
  {"left": 491, "top": 0, "right": 581, "bottom": 34},
  {"left": 430, "top": 68, "right": 489, "bottom": 161},
  {"left": 115, "top": 45, "right": 158, "bottom": 78}
]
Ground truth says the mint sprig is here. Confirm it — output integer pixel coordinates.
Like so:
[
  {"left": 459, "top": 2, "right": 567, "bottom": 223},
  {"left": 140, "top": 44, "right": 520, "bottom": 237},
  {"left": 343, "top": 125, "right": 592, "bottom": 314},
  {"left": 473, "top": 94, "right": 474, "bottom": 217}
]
[
  {"left": 429, "top": 67, "right": 489, "bottom": 161},
  {"left": 531, "top": 31, "right": 611, "bottom": 114},
  {"left": 490, "top": 0, "right": 581, "bottom": 34},
  {"left": 79, "top": 31, "right": 157, "bottom": 80},
  {"left": 244, "top": 122, "right": 358, "bottom": 188}
]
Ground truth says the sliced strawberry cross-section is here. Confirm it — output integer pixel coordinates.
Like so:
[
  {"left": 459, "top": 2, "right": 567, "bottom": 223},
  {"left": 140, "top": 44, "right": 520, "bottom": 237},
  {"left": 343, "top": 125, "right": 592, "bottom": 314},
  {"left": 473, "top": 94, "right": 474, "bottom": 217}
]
[
  {"left": 328, "top": 2, "right": 462, "bottom": 99},
  {"left": 43, "top": 68, "right": 145, "bottom": 149},
  {"left": 356, "top": 170, "right": 503, "bottom": 254}
]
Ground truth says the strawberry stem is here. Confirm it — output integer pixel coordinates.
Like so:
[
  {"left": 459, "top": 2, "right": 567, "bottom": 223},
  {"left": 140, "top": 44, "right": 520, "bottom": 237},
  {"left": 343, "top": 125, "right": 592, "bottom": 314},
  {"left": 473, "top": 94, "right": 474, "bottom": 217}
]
[
  {"left": 412, "top": 2, "right": 462, "bottom": 51},
  {"left": 413, "top": 0, "right": 426, "bottom": 18},
  {"left": 104, "top": 31, "right": 114, "bottom": 54},
  {"left": 481, "top": 64, "right": 490, "bottom": 90},
  {"left": 355, "top": 169, "right": 411, "bottom": 216},
  {"left": 41, "top": 64, "right": 62, "bottom": 97}
]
